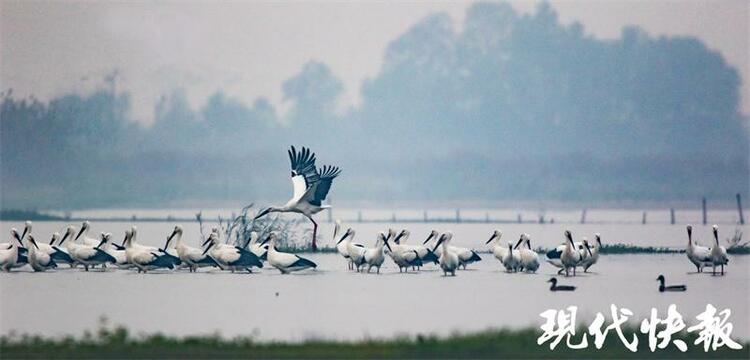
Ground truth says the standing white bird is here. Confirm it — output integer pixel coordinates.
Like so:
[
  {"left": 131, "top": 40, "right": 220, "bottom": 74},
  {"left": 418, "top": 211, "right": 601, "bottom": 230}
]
[
  {"left": 333, "top": 222, "right": 354, "bottom": 269},
  {"left": 29, "top": 232, "right": 74, "bottom": 267},
  {"left": 26, "top": 235, "right": 57, "bottom": 271},
  {"left": 101, "top": 231, "right": 131, "bottom": 269},
  {"left": 247, "top": 231, "right": 269, "bottom": 261},
  {"left": 167, "top": 225, "right": 217, "bottom": 272},
  {"left": 560, "top": 230, "right": 586, "bottom": 277},
  {"left": 343, "top": 229, "right": 368, "bottom": 272},
  {"left": 425, "top": 232, "right": 481, "bottom": 269},
  {"left": 64, "top": 230, "right": 116, "bottom": 271},
  {"left": 1, "top": 222, "right": 30, "bottom": 268},
  {"left": 0, "top": 229, "right": 23, "bottom": 271},
  {"left": 266, "top": 233, "right": 317, "bottom": 274},
  {"left": 254, "top": 146, "right": 341, "bottom": 251},
  {"left": 518, "top": 233, "right": 540, "bottom": 273},
  {"left": 396, "top": 230, "right": 439, "bottom": 267},
  {"left": 389, "top": 230, "right": 423, "bottom": 272},
  {"left": 709, "top": 225, "right": 729, "bottom": 275},
  {"left": 435, "top": 232, "right": 459, "bottom": 276},
  {"left": 203, "top": 232, "right": 263, "bottom": 273},
  {"left": 580, "top": 233, "right": 602, "bottom": 273},
  {"left": 74, "top": 221, "right": 101, "bottom": 247},
  {"left": 125, "top": 227, "right": 178, "bottom": 273},
  {"left": 485, "top": 230, "right": 509, "bottom": 267},
  {"left": 685, "top": 225, "right": 712, "bottom": 273},
  {"left": 362, "top": 232, "right": 392, "bottom": 274},
  {"left": 502, "top": 240, "right": 520, "bottom": 272}
]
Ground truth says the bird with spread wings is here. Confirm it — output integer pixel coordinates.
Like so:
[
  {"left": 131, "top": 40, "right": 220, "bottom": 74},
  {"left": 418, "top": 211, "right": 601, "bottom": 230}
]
[{"left": 254, "top": 146, "right": 341, "bottom": 251}]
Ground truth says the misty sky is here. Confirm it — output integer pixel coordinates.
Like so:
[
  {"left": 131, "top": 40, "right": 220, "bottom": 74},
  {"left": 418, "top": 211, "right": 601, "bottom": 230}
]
[{"left": 2, "top": 0, "right": 748, "bottom": 123}]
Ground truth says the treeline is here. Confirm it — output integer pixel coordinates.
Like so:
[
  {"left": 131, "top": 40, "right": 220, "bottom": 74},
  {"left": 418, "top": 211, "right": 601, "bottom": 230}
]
[{"left": 1, "top": 2, "right": 747, "bottom": 209}]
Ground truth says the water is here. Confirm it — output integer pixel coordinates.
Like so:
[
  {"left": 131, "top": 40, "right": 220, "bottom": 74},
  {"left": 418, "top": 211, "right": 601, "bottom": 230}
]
[{"left": 1, "top": 218, "right": 748, "bottom": 342}]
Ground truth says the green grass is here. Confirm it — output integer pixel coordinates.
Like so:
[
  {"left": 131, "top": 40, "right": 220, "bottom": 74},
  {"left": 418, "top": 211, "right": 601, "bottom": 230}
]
[{"left": 2, "top": 324, "right": 748, "bottom": 359}]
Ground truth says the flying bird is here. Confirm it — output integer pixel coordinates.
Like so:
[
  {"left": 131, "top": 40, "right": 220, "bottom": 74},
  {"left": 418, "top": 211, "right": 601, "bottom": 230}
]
[{"left": 254, "top": 146, "right": 341, "bottom": 251}]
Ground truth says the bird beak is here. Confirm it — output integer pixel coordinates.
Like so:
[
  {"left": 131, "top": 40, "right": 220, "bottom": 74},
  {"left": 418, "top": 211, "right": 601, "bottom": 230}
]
[
  {"left": 121, "top": 233, "right": 130, "bottom": 246},
  {"left": 422, "top": 233, "right": 435, "bottom": 245},
  {"left": 260, "top": 235, "right": 272, "bottom": 246},
  {"left": 254, "top": 208, "right": 271, "bottom": 220},
  {"left": 96, "top": 237, "right": 107, "bottom": 249},
  {"left": 13, "top": 231, "right": 23, "bottom": 245},
  {"left": 30, "top": 237, "right": 39, "bottom": 249},
  {"left": 20, "top": 227, "right": 28, "bottom": 241},
  {"left": 202, "top": 237, "right": 213, "bottom": 247},
  {"left": 384, "top": 237, "right": 392, "bottom": 252},
  {"left": 165, "top": 229, "right": 177, "bottom": 247},
  {"left": 485, "top": 234, "right": 496, "bottom": 244},
  {"left": 59, "top": 231, "right": 70, "bottom": 245},
  {"left": 336, "top": 231, "right": 351, "bottom": 245},
  {"left": 432, "top": 236, "right": 444, "bottom": 252},
  {"left": 514, "top": 236, "right": 524, "bottom": 249},
  {"left": 49, "top": 235, "right": 56, "bottom": 245},
  {"left": 202, "top": 242, "right": 214, "bottom": 255},
  {"left": 74, "top": 227, "right": 85, "bottom": 241},
  {"left": 394, "top": 231, "right": 406, "bottom": 244},
  {"left": 585, "top": 243, "right": 593, "bottom": 257}
]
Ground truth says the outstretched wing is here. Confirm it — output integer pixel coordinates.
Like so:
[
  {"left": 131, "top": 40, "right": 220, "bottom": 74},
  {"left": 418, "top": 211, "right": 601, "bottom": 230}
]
[
  {"left": 302, "top": 165, "right": 341, "bottom": 206},
  {"left": 288, "top": 146, "right": 319, "bottom": 201}
]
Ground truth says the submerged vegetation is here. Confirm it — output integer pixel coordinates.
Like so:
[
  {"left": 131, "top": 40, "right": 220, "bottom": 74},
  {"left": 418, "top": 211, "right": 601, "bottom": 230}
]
[{"left": 2, "top": 320, "right": 747, "bottom": 359}]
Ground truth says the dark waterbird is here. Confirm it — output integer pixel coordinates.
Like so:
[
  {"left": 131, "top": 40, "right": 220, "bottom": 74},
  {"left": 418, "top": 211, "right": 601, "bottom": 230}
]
[
  {"left": 656, "top": 275, "right": 687, "bottom": 292},
  {"left": 547, "top": 277, "right": 576, "bottom": 291}
]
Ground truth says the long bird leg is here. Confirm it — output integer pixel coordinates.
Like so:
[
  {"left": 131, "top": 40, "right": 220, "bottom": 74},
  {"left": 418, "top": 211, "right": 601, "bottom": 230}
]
[{"left": 308, "top": 216, "right": 319, "bottom": 252}]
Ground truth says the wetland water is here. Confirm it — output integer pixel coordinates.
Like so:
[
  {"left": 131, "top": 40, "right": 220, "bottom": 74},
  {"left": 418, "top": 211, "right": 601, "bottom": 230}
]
[{"left": 1, "top": 218, "right": 748, "bottom": 342}]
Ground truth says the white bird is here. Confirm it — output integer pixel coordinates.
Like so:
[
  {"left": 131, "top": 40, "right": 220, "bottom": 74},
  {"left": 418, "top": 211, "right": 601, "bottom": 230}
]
[
  {"left": 1, "top": 222, "right": 30, "bottom": 268},
  {"left": 709, "top": 225, "right": 729, "bottom": 275},
  {"left": 685, "top": 225, "right": 712, "bottom": 273},
  {"left": 0, "top": 229, "right": 23, "bottom": 271},
  {"left": 435, "top": 232, "right": 459, "bottom": 276},
  {"left": 485, "top": 230, "right": 508, "bottom": 266},
  {"left": 63, "top": 229, "right": 115, "bottom": 271},
  {"left": 396, "top": 230, "right": 439, "bottom": 268},
  {"left": 517, "top": 233, "right": 540, "bottom": 273},
  {"left": 74, "top": 221, "right": 101, "bottom": 247},
  {"left": 247, "top": 231, "right": 269, "bottom": 261},
  {"left": 266, "top": 233, "right": 317, "bottom": 274},
  {"left": 101, "top": 231, "right": 131, "bottom": 269},
  {"left": 502, "top": 240, "right": 520, "bottom": 272},
  {"left": 560, "top": 230, "right": 587, "bottom": 277},
  {"left": 362, "top": 232, "right": 392, "bottom": 274},
  {"left": 167, "top": 225, "right": 217, "bottom": 272},
  {"left": 545, "top": 234, "right": 591, "bottom": 274},
  {"left": 203, "top": 232, "right": 263, "bottom": 273},
  {"left": 389, "top": 230, "right": 423, "bottom": 272},
  {"left": 344, "top": 229, "right": 368, "bottom": 272},
  {"left": 125, "top": 227, "right": 178, "bottom": 273},
  {"left": 26, "top": 235, "right": 57, "bottom": 271},
  {"left": 426, "top": 232, "right": 481, "bottom": 269},
  {"left": 333, "top": 221, "right": 354, "bottom": 269},
  {"left": 254, "top": 146, "right": 341, "bottom": 251},
  {"left": 580, "top": 233, "right": 601, "bottom": 273}
]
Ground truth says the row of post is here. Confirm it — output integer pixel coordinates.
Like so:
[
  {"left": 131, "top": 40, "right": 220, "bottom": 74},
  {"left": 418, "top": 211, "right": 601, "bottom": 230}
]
[{"left": 328, "top": 194, "right": 745, "bottom": 224}]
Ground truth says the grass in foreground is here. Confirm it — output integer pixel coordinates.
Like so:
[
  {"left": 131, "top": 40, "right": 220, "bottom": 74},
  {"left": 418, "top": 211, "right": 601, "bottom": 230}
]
[{"left": 2, "top": 324, "right": 748, "bottom": 359}]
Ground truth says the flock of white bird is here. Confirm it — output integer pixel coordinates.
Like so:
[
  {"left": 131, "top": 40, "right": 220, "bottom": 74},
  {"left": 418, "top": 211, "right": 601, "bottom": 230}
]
[
  {"left": 0, "top": 146, "right": 732, "bottom": 279},
  {"left": 0, "top": 220, "right": 734, "bottom": 278}
]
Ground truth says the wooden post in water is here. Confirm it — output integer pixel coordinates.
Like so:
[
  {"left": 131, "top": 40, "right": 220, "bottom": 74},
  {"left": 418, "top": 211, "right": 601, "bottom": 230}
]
[
  {"left": 670, "top": 208, "right": 675, "bottom": 225},
  {"left": 702, "top": 197, "right": 707, "bottom": 225},
  {"left": 357, "top": 211, "right": 362, "bottom": 223},
  {"left": 539, "top": 214, "right": 545, "bottom": 224},
  {"left": 517, "top": 213, "right": 522, "bottom": 223},
  {"left": 485, "top": 212, "right": 490, "bottom": 223},
  {"left": 392, "top": 213, "right": 396, "bottom": 222},
  {"left": 423, "top": 210, "right": 428, "bottom": 223},
  {"left": 580, "top": 209, "right": 587, "bottom": 224},
  {"left": 456, "top": 209, "right": 461, "bottom": 223},
  {"left": 737, "top": 193, "right": 745, "bottom": 225},
  {"left": 642, "top": 211, "right": 647, "bottom": 224}
]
